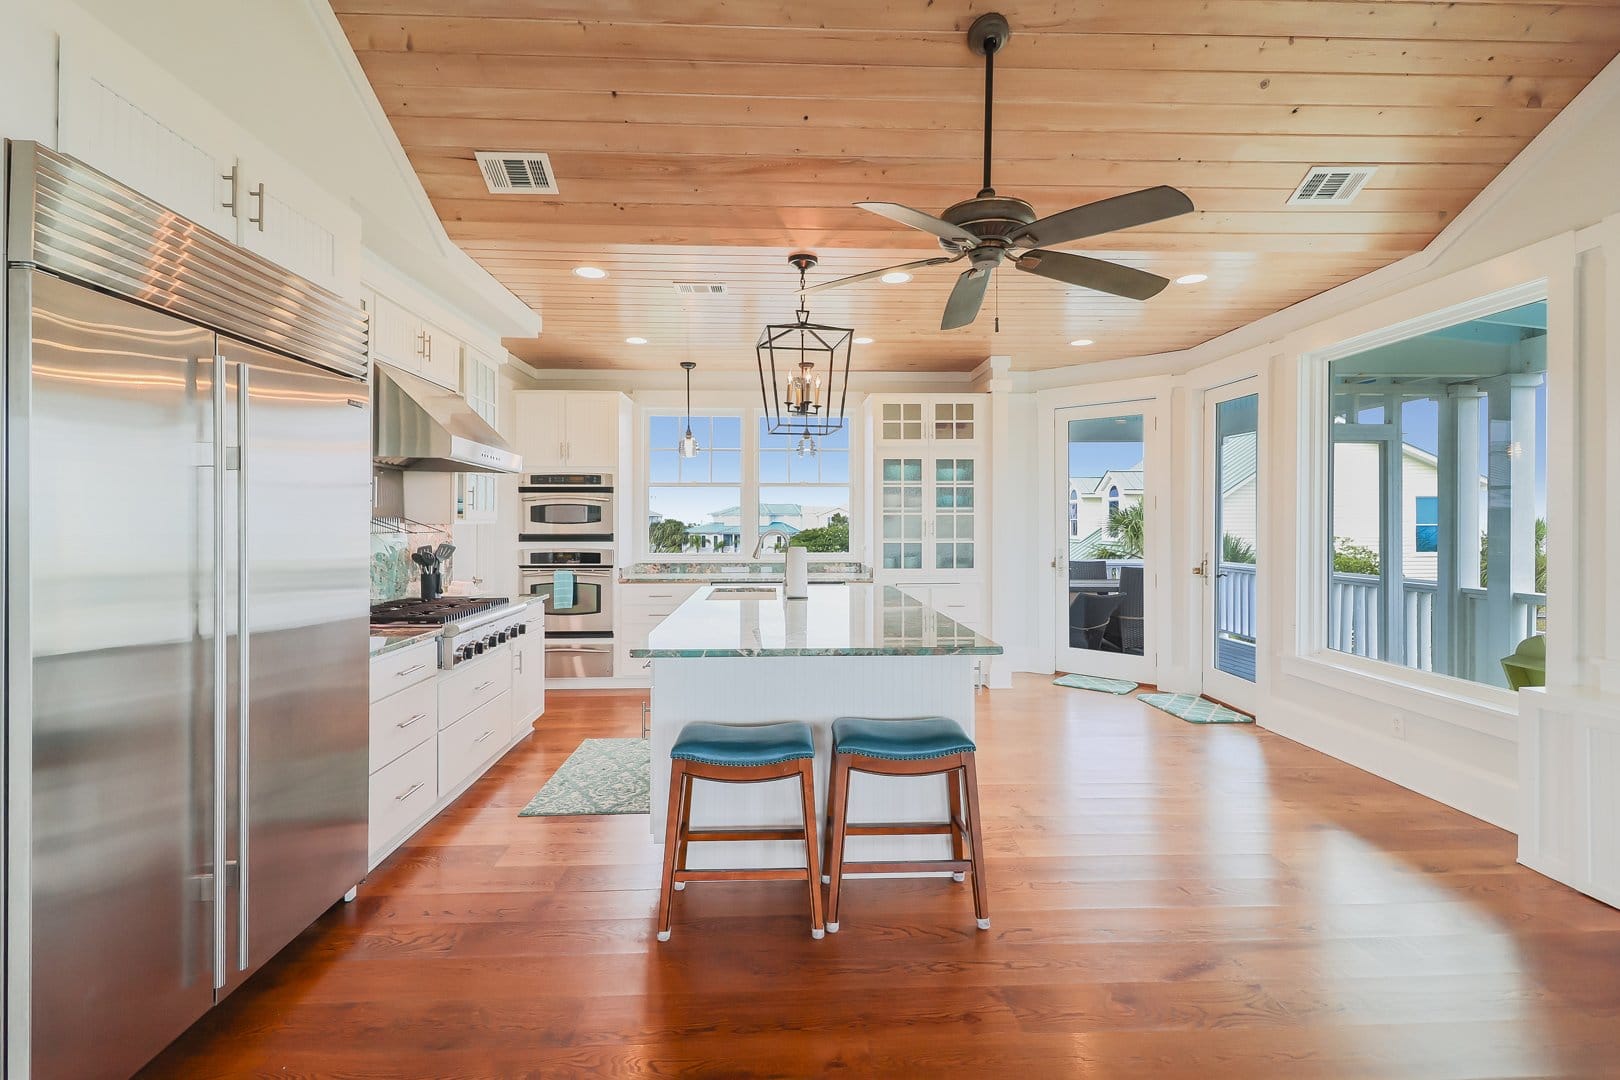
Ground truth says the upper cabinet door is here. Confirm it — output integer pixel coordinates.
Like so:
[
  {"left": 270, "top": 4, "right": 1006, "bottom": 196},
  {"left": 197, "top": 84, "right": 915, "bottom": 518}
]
[
  {"left": 562, "top": 394, "right": 621, "bottom": 470},
  {"left": 877, "top": 401, "right": 928, "bottom": 443},
  {"left": 514, "top": 392, "right": 567, "bottom": 470},
  {"left": 417, "top": 323, "right": 461, "bottom": 391},
  {"left": 369, "top": 295, "right": 425, "bottom": 374},
  {"left": 56, "top": 37, "right": 238, "bottom": 240},
  {"left": 235, "top": 149, "right": 361, "bottom": 299}
]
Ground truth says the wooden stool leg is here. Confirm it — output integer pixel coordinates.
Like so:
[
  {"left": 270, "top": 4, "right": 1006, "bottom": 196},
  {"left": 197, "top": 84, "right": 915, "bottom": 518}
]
[
  {"left": 824, "top": 756, "right": 852, "bottom": 932},
  {"left": 961, "top": 753, "right": 990, "bottom": 930},
  {"left": 655, "top": 761, "right": 687, "bottom": 942},
  {"left": 673, "top": 772, "right": 694, "bottom": 890},
  {"left": 947, "top": 765, "right": 967, "bottom": 883},
  {"left": 797, "top": 760, "right": 825, "bottom": 939}
]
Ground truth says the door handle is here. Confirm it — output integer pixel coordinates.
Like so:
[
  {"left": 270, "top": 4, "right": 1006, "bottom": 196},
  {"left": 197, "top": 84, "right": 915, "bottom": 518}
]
[
  {"left": 236, "top": 361, "right": 251, "bottom": 972},
  {"left": 395, "top": 781, "right": 425, "bottom": 802},
  {"left": 248, "top": 182, "right": 266, "bottom": 232},
  {"left": 221, "top": 164, "right": 240, "bottom": 215},
  {"left": 396, "top": 713, "right": 427, "bottom": 729},
  {"left": 474, "top": 730, "right": 494, "bottom": 745},
  {"left": 473, "top": 680, "right": 495, "bottom": 694},
  {"left": 395, "top": 663, "right": 426, "bottom": 678},
  {"left": 210, "top": 355, "right": 227, "bottom": 990}
]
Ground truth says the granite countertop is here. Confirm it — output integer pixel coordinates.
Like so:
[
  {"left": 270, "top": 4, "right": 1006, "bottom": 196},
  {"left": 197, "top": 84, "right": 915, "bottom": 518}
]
[
  {"left": 631, "top": 583, "right": 1002, "bottom": 658},
  {"left": 369, "top": 627, "right": 439, "bottom": 658},
  {"left": 620, "top": 560, "right": 873, "bottom": 584}
]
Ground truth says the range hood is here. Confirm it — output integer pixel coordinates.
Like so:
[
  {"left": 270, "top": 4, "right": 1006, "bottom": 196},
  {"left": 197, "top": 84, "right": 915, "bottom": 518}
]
[{"left": 373, "top": 363, "right": 521, "bottom": 474}]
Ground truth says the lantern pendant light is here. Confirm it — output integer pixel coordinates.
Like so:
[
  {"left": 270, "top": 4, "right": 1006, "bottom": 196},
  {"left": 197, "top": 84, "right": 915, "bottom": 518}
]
[
  {"left": 757, "top": 252, "right": 853, "bottom": 438},
  {"left": 679, "top": 361, "right": 700, "bottom": 458}
]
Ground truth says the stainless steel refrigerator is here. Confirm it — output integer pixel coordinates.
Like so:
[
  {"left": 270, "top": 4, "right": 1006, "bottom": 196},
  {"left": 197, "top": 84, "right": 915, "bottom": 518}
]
[{"left": 5, "top": 143, "right": 371, "bottom": 1079}]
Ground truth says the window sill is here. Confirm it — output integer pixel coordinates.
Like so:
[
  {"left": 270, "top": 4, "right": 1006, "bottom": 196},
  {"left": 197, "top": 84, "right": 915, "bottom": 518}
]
[{"left": 1280, "top": 650, "right": 1519, "bottom": 740}]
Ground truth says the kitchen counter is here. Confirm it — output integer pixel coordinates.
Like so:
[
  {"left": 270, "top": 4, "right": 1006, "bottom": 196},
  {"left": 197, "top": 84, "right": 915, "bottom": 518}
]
[
  {"left": 369, "top": 627, "right": 439, "bottom": 658},
  {"left": 640, "top": 584, "right": 997, "bottom": 873},
  {"left": 632, "top": 583, "right": 1000, "bottom": 658},
  {"left": 620, "top": 560, "right": 871, "bottom": 584}
]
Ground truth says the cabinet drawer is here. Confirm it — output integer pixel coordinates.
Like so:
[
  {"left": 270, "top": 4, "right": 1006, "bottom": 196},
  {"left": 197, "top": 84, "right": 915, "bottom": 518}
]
[
  {"left": 370, "top": 677, "right": 438, "bottom": 773},
  {"left": 438, "top": 649, "right": 513, "bottom": 726},
  {"left": 369, "top": 640, "right": 438, "bottom": 703},
  {"left": 620, "top": 583, "right": 700, "bottom": 609},
  {"left": 439, "top": 691, "right": 512, "bottom": 797},
  {"left": 369, "top": 737, "right": 437, "bottom": 856}
]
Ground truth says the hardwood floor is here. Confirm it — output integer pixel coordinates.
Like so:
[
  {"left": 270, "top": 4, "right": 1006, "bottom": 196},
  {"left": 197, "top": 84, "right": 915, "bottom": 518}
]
[{"left": 140, "top": 678, "right": 1620, "bottom": 1078}]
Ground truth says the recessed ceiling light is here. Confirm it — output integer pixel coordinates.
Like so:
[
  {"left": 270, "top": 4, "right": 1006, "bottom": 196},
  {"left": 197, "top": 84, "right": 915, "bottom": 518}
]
[
  {"left": 854, "top": 336, "right": 874, "bottom": 345},
  {"left": 625, "top": 336, "right": 648, "bottom": 345},
  {"left": 880, "top": 271, "right": 912, "bottom": 284},
  {"left": 1174, "top": 273, "right": 1208, "bottom": 285},
  {"left": 1069, "top": 338, "right": 1094, "bottom": 347},
  {"left": 573, "top": 266, "right": 608, "bottom": 279}
]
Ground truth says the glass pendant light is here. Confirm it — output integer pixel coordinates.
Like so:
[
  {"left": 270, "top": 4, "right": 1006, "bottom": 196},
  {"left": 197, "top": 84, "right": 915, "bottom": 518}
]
[
  {"left": 679, "top": 361, "right": 700, "bottom": 458},
  {"left": 795, "top": 432, "right": 818, "bottom": 457}
]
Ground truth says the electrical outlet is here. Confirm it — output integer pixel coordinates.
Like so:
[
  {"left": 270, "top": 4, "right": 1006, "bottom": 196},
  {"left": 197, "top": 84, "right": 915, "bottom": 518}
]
[{"left": 1390, "top": 713, "right": 1407, "bottom": 739}]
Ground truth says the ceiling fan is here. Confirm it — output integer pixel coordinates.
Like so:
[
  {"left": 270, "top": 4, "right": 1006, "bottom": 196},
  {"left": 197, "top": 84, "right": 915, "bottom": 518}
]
[{"left": 803, "top": 12, "right": 1195, "bottom": 331}]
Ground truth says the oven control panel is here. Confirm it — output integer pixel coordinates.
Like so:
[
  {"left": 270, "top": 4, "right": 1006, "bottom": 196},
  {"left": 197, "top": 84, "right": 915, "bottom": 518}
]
[{"left": 441, "top": 614, "right": 531, "bottom": 668}]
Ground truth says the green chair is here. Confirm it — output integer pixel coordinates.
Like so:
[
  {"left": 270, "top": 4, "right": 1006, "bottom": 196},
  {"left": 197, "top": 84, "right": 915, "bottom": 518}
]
[{"left": 1500, "top": 634, "right": 1546, "bottom": 691}]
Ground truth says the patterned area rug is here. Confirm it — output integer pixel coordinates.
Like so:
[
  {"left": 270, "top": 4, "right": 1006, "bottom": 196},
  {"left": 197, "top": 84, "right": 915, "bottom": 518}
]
[
  {"left": 1138, "top": 692, "right": 1254, "bottom": 725},
  {"left": 1054, "top": 673, "right": 1140, "bottom": 695},
  {"left": 519, "top": 738, "right": 651, "bottom": 816}
]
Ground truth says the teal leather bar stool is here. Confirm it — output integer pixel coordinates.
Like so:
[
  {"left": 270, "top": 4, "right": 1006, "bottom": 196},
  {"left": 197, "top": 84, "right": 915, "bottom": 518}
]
[
  {"left": 824, "top": 716, "right": 989, "bottom": 932},
  {"left": 656, "top": 721, "right": 825, "bottom": 942}
]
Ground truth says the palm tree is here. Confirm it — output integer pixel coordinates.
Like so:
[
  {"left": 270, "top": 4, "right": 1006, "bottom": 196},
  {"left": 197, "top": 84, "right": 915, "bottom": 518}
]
[{"left": 1095, "top": 502, "right": 1145, "bottom": 560}]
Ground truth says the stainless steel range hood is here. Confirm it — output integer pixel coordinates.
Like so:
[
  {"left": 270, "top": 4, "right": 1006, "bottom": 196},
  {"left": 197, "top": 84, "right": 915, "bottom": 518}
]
[{"left": 373, "top": 363, "right": 521, "bottom": 473}]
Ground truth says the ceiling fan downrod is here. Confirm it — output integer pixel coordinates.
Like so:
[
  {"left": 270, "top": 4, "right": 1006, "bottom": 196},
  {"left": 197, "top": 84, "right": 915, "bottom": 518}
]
[{"left": 968, "top": 12, "right": 1012, "bottom": 197}]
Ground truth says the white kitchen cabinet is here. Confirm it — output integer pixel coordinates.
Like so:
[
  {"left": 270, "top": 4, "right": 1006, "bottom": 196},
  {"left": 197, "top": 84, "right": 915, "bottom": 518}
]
[
  {"left": 871, "top": 395, "right": 983, "bottom": 447},
  {"left": 57, "top": 34, "right": 360, "bottom": 297},
  {"left": 618, "top": 583, "right": 702, "bottom": 684},
  {"left": 419, "top": 321, "right": 462, "bottom": 391},
  {"left": 514, "top": 390, "right": 626, "bottom": 470},
  {"left": 875, "top": 452, "right": 982, "bottom": 574},
  {"left": 511, "top": 607, "right": 547, "bottom": 731},
  {"left": 369, "top": 294, "right": 423, "bottom": 374},
  {"left": 457, "top": 351, "right": 501, "bottom": 524}
]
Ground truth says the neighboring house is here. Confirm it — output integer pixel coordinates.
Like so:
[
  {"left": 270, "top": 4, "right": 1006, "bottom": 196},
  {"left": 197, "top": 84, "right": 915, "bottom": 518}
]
[
  {"left": 1326, "top": 443, "right": 1487, "bottom": 580},
  {"left": 707, "top": 503, "right": 844, "bottom": 530},
  {"left": 1067, "top": 465, "right": 1143, "bottom": 541}
]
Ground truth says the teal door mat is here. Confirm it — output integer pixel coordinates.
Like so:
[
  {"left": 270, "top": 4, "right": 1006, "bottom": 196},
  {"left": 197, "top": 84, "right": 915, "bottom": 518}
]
[
  {"left": 1054, "top": 673, "right": 1139, "bottom": 695},
  {"left": 1138, "top": 692, "right": 1254, "bottom": 725},
  {"left": 519, "top": 738, "right": 651, "bottom": 816}
]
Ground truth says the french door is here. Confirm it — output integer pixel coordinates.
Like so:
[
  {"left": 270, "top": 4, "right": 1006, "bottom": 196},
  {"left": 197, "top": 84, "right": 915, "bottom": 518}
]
[
  {"left": 1201, "top": 382, "right": 1261, "bottom": 711},
  {"left": 1055, "top": 402, "right": 1159, "bottom": 683}
]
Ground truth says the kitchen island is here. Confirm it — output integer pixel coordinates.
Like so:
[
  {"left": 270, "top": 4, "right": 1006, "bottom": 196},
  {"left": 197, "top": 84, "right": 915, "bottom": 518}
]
[{"left": 632, "top": 583, "right": 1001, "bottom": 870}]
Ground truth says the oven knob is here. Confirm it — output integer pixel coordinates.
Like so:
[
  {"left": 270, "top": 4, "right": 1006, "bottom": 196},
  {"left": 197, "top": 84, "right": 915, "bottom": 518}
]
[
  {"left": 486, "top": 634, "right": 500, "bottom": 649},
  {"left": 497, "top": 629, "right": 510, "bottom": 643},
  {"left": 472, "top": 641, "right": 485, "bottom": 655},
  {"left": 462, "top": 644, "right": 477, "bottom": 661},
  {"left": 515, "top": 623, "right": 527, "bottom": 636}
]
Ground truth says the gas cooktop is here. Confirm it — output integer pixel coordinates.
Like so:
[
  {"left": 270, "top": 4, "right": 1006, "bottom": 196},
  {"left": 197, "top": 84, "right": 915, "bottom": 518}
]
[{"left": 369, "top": 596, "right": 510, "bottom": 626}]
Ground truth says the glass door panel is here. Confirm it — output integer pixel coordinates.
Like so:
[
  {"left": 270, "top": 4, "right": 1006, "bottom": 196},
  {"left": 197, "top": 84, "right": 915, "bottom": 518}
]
[
  {"left": 1212, "top": 393, "right": 1259, "bottom": 683},
  {"left": 934, "top": 457, "right": 975, "bottom": 570},
  {"left": 1060, "top": 412, "right": 1147, "bottom": 664},
  {"left": 880, "top": 456, "right": 924, "bottom": 570}
]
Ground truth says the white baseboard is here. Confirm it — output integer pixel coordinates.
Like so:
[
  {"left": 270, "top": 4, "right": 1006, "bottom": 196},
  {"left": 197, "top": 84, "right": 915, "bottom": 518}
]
[{"left": 1258, "top": 697, "right": 1518, "bottom": 832}]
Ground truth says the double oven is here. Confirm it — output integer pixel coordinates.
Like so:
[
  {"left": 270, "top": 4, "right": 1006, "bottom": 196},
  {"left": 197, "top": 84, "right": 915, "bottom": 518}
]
[{"left": 519, "top": 473, "right": 616, "bottom": 678}]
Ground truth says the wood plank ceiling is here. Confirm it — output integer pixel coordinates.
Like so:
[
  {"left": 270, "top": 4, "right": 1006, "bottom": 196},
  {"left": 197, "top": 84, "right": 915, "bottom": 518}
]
[{"left": 333, "top": 1, "right": 1620, "bottom": 373}]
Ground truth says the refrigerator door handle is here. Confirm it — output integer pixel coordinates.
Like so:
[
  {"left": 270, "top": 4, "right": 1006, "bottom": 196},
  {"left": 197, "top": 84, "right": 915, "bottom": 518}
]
[
  {"left": 210, "top": 355, "right": 228, "bottom": 990},
  {"left": 235, "top": 362, "right": 251, "bottom": 972}
]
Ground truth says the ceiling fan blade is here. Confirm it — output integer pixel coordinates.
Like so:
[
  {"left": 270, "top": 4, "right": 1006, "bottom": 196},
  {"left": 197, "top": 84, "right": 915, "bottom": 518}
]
[
  {"left": 800, "top": 255, "right": 960, "bottom": 295},
  {"left": 1015, "top": 250, "right": 1170, "bottom": 301},
  {"left": 941, "top": 268, "right": 991, "bottom": 331},
  {"left": 1008, "top": 185, "right": 1194, "bottom": 249},
  {"left": 855, "top": 202, "right": 980, "bottom": 245}
]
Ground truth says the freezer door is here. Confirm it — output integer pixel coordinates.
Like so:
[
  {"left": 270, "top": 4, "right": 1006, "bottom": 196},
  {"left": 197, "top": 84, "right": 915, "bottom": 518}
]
[
  {"left": 19, "top": 272, "right": 220, "bottom": 1080},
  {"left": 216, "top": 337, "right": 370, "bottom": 991}
]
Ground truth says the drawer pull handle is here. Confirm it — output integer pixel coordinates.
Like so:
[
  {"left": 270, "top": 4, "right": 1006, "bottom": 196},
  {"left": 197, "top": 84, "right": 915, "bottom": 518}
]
[
  {"left": 474, "top": 730, "right": 494, "bottom": 744},
  {"left": 394, "top": 781, "right": 425, "bottom": 802},
  {"left": 395, "top": 663, "right": 426, "bottom": 677},
  {"left": 396, "top": 713, "right": 426, "bottom": 729},
  {"left": 473, "top": 680, "right": 495, "bottom": 693}
]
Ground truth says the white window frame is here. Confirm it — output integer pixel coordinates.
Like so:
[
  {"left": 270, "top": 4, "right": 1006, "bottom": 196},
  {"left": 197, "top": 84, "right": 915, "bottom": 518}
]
[
  {"left": 1296, "top": 277, "right": 1553, "bottom": 714},
  {"left": 637, "top": 404, "right": 863, "bottom": 562}
]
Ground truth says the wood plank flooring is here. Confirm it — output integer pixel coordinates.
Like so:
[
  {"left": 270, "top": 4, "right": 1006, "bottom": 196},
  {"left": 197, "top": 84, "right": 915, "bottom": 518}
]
[{"left": 138, "top": 678, "right": 1620, "bottom": 1078}]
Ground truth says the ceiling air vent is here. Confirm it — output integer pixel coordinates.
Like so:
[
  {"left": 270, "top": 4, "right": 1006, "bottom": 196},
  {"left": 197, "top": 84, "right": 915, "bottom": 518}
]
[
  {"left": 672, "top": 281, "right": 728, "bottom": 296},
  {"left": 1287, "top": 165, "right": 1377, "bottom": 206},
  {"left": 473, "top": 151, "right": 559, "bottom": 195}
]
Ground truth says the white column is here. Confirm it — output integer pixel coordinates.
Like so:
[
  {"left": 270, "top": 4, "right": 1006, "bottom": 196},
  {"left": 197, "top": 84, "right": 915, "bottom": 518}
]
[
  {"left": 1379, "top": 394, "right": 1405, "bottom": 665},
  {"left": 1483, "top": 373, "right": 1541, "bottom": 684},
  {"left": 1436, "top": 387, "right": 1483, "bottom": 678}
]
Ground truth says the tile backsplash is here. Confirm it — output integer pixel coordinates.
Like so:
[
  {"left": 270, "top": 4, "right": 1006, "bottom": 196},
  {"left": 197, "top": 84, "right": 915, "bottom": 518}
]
[{"left": 371, "top": 520, "right": 453, "bottom": 603}]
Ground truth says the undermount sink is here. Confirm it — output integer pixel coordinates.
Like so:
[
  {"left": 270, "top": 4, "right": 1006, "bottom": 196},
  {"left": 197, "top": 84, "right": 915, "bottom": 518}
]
[{"left": 707, "top": 586, "right": 781, "bottom": 600}]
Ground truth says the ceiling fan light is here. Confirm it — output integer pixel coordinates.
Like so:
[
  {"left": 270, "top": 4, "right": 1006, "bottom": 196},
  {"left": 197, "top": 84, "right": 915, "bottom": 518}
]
[
  {"left": 879, "top": 271, "right": 912, "bottom": 284},
  {"left": 1174, "top": 273, "right": 1208, "bottom": 285},
  {"left": 573, "top": 266, "right": 608, "bottom": 279}
]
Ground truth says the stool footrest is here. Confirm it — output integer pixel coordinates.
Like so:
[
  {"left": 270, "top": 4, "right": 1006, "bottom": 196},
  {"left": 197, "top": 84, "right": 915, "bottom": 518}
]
[
  {"left": 675, "top": 868, "right": 812, "bottom": 883},
  {"left": 683, "top": 827, "right": 810, "bottom": 843},
  {"left": 843, "top": 820, "right": 959, "bottom": 837},
  {"left": 839, "top": 859, "right": 972, "bottom": 876}
]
